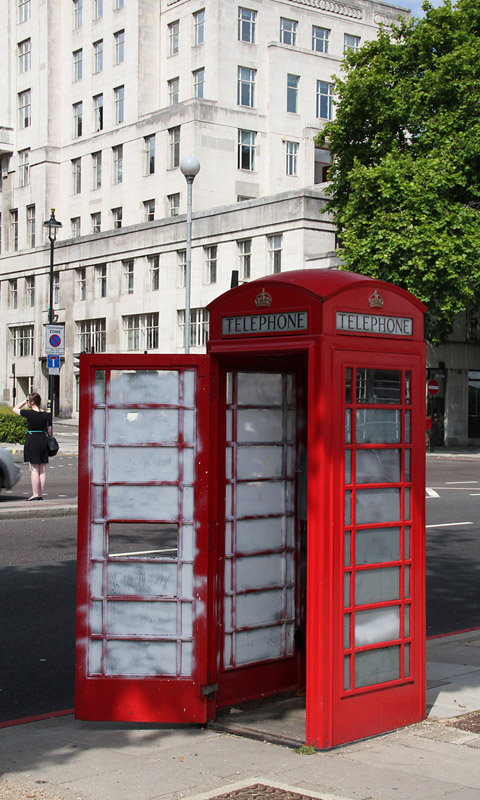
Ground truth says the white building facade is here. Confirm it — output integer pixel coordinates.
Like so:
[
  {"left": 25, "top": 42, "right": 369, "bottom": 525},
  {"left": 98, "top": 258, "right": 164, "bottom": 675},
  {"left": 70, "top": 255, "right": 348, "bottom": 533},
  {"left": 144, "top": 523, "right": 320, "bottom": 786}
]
[{"left": 6, "top": 0, "right": 478, "bottom": 445}]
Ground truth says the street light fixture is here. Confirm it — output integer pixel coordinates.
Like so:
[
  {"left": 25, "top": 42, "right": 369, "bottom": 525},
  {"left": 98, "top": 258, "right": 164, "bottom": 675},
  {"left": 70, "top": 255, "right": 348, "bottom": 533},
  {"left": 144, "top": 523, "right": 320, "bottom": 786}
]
[
  {"left": 180, "top": 156, "right": 200, "bottom": 353},
  {"left": 43, "top": 209, "right": 62, "bottom": 425}
]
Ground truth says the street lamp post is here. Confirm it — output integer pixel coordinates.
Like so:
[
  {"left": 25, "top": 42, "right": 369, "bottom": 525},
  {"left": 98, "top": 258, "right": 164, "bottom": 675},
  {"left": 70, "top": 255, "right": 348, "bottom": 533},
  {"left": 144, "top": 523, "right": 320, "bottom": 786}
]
[
  {"left": 43, "top": 209, "right": 62, "bottom": 427},
  {"left": 180, "top": 157, "right": 200, "bottom": 354}
]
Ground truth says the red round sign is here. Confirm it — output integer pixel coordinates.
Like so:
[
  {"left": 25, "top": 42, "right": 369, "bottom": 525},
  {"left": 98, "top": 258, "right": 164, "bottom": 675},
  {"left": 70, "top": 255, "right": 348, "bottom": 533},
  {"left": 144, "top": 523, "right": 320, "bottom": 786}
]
[{"left": 427, "top": 379, "right": 440, "bottom": 396}]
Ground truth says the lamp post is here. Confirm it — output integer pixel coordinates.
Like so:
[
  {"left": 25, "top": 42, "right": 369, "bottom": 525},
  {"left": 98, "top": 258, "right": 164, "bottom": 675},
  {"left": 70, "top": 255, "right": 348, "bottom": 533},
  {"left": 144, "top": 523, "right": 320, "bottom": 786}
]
[
  {"left": 180, "top": 156, "right": 200, "bottom": 353},
  {"left": 43, "top": 209, "right": 62, "bottom": 426}
]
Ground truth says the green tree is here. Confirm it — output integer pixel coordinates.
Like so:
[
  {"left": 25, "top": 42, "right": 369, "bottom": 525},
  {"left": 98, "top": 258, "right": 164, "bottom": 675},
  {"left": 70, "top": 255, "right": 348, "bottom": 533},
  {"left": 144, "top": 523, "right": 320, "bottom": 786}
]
[{"left": 316, "top": 0, "right": 480, "bottom": 343}]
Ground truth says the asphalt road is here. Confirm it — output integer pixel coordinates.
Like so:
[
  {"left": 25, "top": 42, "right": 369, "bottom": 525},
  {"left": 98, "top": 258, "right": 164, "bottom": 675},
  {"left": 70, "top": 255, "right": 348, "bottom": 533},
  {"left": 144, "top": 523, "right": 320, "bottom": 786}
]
[
  {"left": 425, "top": 458, "right": 480, "bottom": 636},
  {"left": 0, "top": 455, "right": 479, "bottom": 723}
]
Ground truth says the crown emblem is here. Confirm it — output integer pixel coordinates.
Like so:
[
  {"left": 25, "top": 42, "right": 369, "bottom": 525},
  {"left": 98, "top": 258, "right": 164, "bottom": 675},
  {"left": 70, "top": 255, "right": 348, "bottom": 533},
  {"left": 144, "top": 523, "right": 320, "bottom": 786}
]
[
  {"left": 369, "top": 290, "right": 384, "bottom": 309},
  {"left": 255, "top": 288, "right": 272, "bottom": 308}
]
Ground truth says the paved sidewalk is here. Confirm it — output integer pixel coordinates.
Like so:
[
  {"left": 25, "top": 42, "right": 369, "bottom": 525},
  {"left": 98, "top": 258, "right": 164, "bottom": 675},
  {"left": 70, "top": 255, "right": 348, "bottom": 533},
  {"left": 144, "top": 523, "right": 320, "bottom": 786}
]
[{"left": 0, "top": 631, "right": 479, "bottom": 800}]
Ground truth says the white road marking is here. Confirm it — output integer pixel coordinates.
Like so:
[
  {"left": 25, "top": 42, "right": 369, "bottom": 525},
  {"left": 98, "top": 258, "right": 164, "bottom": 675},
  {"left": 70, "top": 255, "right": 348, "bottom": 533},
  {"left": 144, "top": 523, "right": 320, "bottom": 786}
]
[
  {"left": 470, "top": 493, "right": 480, "bottom": 496},
  {"left": 110, "top": 548, "right": 177, "bottom": 557},
  {"left": 445, "top": 480, "right": 478, "bottom": 485},
  {"left": 426, "top": 488, "right": 440, "bottom": 498},
  {"left": 426, "top": 522, "right": 473, "bottom": 529}
]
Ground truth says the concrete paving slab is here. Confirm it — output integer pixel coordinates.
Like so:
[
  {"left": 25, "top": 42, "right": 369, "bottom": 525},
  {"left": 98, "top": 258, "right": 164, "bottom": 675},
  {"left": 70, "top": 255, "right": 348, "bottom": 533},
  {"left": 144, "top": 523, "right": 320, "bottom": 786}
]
[
  {"left": 426, "top": 661, "right": 480, "bottom": 680},
  {"left": 280, "top": 752, "right": 466, "bottom": 800},
  {"left": 427, "top": 687, "right": 480, "bottom": 718},
  {"left": 342, "top": 732, "right": 480, "bottom": 789},
  {"left": 426, "top": 634, "right": 480, "bottom": 668}
]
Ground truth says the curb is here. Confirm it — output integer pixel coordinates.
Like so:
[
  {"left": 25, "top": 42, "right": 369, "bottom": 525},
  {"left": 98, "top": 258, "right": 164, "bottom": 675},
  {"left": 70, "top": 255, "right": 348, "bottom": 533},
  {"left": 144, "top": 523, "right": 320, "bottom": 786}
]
[{"left": 0, "top": 504, "right": 77, "bottom": 520}]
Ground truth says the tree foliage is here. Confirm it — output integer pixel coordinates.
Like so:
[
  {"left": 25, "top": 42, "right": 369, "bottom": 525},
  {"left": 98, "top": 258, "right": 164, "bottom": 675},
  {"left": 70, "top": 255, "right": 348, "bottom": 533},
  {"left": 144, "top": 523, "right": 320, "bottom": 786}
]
[
  {"left": 316, "top": 0, "right": 480, "bottom": 343},
  {"left": 0, "top": 408, "right": 27, "bottom": 444}
]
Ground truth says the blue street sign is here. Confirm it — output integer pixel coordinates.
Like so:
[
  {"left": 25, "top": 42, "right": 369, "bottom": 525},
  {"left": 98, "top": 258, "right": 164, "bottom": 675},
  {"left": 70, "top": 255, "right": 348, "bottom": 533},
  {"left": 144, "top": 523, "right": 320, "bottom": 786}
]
[{"left": 47, "top": 355, "right": 60, "bottom": 369}]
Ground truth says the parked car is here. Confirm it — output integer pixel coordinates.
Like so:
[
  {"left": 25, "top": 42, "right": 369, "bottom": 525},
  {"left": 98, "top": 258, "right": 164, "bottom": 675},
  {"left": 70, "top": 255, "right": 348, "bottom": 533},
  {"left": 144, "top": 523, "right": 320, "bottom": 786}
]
[{"left": 0, "top": 448, "right": 21, "bottom": 495}]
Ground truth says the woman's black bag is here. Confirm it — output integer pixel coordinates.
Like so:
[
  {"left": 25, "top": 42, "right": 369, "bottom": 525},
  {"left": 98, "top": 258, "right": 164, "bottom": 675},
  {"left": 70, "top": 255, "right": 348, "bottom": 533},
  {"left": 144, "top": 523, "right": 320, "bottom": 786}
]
[{"left": 47, "top": 434, "right": 59, "bottom": 457}]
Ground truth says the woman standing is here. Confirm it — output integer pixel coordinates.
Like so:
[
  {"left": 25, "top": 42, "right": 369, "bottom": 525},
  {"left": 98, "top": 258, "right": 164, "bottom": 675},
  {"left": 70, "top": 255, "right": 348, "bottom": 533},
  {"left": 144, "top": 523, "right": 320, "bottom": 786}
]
[{"left": 13, "top": 393, "right": 52, "bottom": 501}]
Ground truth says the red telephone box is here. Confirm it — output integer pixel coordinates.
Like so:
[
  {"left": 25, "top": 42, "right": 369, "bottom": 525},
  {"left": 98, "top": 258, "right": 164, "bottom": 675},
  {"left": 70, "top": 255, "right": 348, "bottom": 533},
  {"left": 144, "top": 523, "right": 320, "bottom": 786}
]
[{"left": 75, "top": 269, "right": 426, "bottom": 748}]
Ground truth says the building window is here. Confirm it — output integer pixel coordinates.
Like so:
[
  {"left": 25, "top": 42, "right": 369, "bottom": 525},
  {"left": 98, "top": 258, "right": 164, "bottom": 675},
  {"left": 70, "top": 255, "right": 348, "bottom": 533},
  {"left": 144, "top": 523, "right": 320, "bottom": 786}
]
[
  {"left": 10, "top": 211, "right": 18, "bottom": 252},
  {"left": 238, "top": 7, "right": 256, "bottom": 43},
  {"left": 194, "top": 10, "right": 205, "bottom": 45},
  {"left": 114, "top": 86, "right": 124, "bottom": 123},
  {"left": 73, "top": 49, "right": 83, "bottom": 81},
  {"left": 144, "top": 199, "right": 155, "bottom": 221},
  {"left": 93, "top": 40, "right": 103, "bottom": 73},
  {"left": 92, "top": 151, "right": 102, "bottom": 189},
  {"left": 18, "top": 149, "right": 30, "bottom": 187},
  {"left": 93, "top": 94, "right": 104, "bottom": 131},
  {"left": 316, "top": 80, "right": 333, "bottom": 120},
  {"left": 71, "top": 217, "right": 81, "bottom": 237},
  {"left": 18, "top": 90, "right": 31, "bottom": 128},
  {"left": 123, "top": 313, "right": 159, "bottom": 350},
  {"left": 145, "top": 135, "right": 155, "bottom": 175},
  {"left": 312, "top": 26, "right": 329, "bottom": 53},
  {"left": 149, "top": 255, "right": 160, "bottom": 291},
  {"left": 123, "top": 260, "right": 134, "bottom": 294},
  {"left": 93, "top": 0, "right": 103, "bottom": 20},
  {"left": 286, "top": 141, "right": 298, "bottom": 176},
  {"left": 77, "top": 318, "right": 106, "bottom": 353},
  {"left": 237, "top": 66, "right": 256, "bottom": 107},
  {"left": 287, "top": 74, "right": 299, "bottom": 113},
  {"left": 18, "top": 0, "right": 31, "bottom": 23},
  {"left": 238, "top": 238, "right": 251, "bottom": 280},
  {"left": 238, "top": 129, "right": 256, "bottom": 171},
  {"left": 193, "top": 68, "right": 205, "bottom": 98},
  {"left": 9, "top": 278, "right": 18, "bottom": 308},
  {"left": 10, "top": 325, "right": 34, "bottom": 357},
  {"left": 72, "top": 158, "right": 82, "bottom": 194},
  {"left": 168, "top": 77, "right": 179, "bottom": 105},
  {"left": 73, "top": 101, "right": 83, "bottom": 137},
  {"left": 268, "top": 234, "right": 282, "bottom": 273},
  {"left": 178, "top": 308, "right": 209, "bottom": 348},
  {"left": 204, "top": 245, "right": 217, "bottom": 284},
  {"left": 280, "top": 18, "right": 297, "bottom": 46},
  {"left": 114, "top": 0, "right": 124, "bottom": 8},
  {"left": 18, "top": 39, "right": 31, "bottom": 73},
  {"left": 112, "top": 207, "right": 122, "bottom": 229},
  {"left": 77, "top": 267, "right": 87, "bottom": 300},
  {"left": 91, "top": 212, "right": 101, "bottom": 233},
  {"left": 26, "top": 204, "right": 36, "bottom": 247},
  {"left": 168, "top": 193, "right": 180, "bottom": 216},
  {"left": 73, "top": 0, "right": 82, "bottom": 28},
  {"left": 169, "top": 21, "right": 179, "bottom": 55},
  {"left": 53, "top": 273, "right": 60, "bottom": 305},
  {"left": 25, "top": 276, "right": 35, "bottom": 307},
  {"left": 114, "top": 30, "right": 125, "bottom": 64},
  {"left": 95, "top": 265, "right": 107, "bottom": 298},
  {"left": 113, "top": 145, "right": 123, "bottom": 183},
  {"left": 344, "top": 33, "right": 360, "bottom": 53},
  {"left": 169, "top": 126, "right": 180, "bottom": 168},
  {"left": 177, "top": 249, "right": 186, "bottom": 288}
]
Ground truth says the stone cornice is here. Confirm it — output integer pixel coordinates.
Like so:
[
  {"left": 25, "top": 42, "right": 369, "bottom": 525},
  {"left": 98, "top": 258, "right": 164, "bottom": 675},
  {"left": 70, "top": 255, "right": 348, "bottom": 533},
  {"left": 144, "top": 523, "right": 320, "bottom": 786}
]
[{"left": 282, "top": 0, "right": 363, "bottom": 19}]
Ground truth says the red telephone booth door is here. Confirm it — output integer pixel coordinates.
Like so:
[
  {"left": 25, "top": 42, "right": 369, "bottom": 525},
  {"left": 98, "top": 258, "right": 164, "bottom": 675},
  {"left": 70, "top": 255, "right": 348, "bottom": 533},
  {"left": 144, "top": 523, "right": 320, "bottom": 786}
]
[
  {"left": 312, "top": 349, "right": 426, "bottom": 748},
  {"left": 75, "top": 355, "right": 214, "bottom": 723},
  {"left": 217, "top": 363, "right": 307, "bottom": 707}
]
